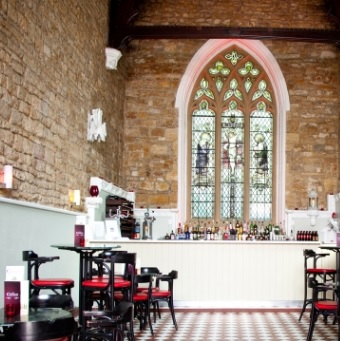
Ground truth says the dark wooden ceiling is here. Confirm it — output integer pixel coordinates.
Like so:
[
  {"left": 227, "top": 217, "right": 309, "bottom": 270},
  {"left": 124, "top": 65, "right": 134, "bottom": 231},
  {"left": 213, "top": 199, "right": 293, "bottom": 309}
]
[{"left": 108, "top": 0, "right": 340, "bottom": 49}]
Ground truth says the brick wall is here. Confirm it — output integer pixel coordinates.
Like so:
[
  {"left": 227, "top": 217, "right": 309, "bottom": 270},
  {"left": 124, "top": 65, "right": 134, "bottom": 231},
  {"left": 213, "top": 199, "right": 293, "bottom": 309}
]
[
  {"left": 0, "top": 0, "right": 339, "bottom": 214},
  {"left": 0, "top": 0, "right": 126, "bottom": 209},
  {"left": 122, "top": 0, "right": 340, "bottom": 210}
]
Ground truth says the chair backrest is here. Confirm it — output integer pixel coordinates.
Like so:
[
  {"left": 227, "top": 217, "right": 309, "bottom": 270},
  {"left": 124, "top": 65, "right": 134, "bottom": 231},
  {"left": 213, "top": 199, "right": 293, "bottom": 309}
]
[
  {"left": 303, "top": 249, "right": 329, "bottom": 269},
  {"left": 98, "top": 250, "right": 128, "bottom": 258},
  {"left": 169, "top": 270, "right": 178, "bottom": 280},
  {"left": 141, "top": 267, "right": 161, "bottom": 275},
  {"left": 22, "top": 250, "right": 38, "bottom": 261},
  {"left": 157, "top": 270, "right": 178, "bottom": 292},
  {"left": 308, "top": 277, "right": 335, "bottom": 303},
  {"left": 22, "top": 250, "right": 59, "bottom": 281},
  {"left": 168, "top": 270, "right": 178, "bottom": 292},
  {"left": 135, "top": 274, "right": 153, "bottom": 299},
  {"left": 112, "top": 252, "right": 137, "bottom": 278},
  {"left": 93, "top": 250, "right": 128, "bottom": 276},
  {"left": 90, "top": 252, "right": 136, "bottom": 309}
]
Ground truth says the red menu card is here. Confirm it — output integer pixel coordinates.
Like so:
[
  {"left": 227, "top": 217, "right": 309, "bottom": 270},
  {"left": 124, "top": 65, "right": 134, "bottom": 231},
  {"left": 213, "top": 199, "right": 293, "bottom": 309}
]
[
  {"left": 74, "top": 224, "right": 85, "bottom": 246},
  {"left": 4, "top": 281, "right": 20, "bottom": 317}
]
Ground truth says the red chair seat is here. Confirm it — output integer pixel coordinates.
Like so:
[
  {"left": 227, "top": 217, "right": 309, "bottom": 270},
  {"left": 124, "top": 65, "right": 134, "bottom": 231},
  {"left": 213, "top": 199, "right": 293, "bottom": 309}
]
[
  {"left": 152, "top": 289, "right": 171, "bottom": 298},
  {"left": 82, "top": 278, "right": 131, "bottom": 289},
  {"left": 307, "top": 268, "right": 336, "bottom": 274},
  {"left": 315, "top": 300, "right": 337, "bottom": 310},
  {"left": 32, "top": 279, "right": 74, "bottom": 287},
  {"left": 133, "top": 292, "right": 149, "bottom": 302}
]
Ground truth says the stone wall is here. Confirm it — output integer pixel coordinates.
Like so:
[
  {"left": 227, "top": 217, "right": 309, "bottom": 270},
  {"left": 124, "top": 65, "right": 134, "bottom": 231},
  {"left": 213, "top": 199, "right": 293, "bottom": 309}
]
[
  {"left": 0, "top": 0, "right": 126, "bottom": 209},
  {"left": 0, "top": 0, "right": 339, "bottom": 215},
  {"left": 122, "top": 0, "right": 340, "bottom": 211},
  {"left": 137, "top": 0, "right": 334, "bottom": 30}
]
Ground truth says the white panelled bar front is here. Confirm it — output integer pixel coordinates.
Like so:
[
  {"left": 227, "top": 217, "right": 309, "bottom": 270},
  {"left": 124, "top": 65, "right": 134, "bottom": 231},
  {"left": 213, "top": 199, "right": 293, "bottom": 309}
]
[{"left": 89, "top": 240, "right": 335, "bottom": 308}]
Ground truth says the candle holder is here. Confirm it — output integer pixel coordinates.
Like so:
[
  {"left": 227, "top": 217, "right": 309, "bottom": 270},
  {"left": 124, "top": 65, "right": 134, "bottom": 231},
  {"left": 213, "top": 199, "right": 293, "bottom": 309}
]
[{"left": 89, "top": 185, "right": 99, "bottom": 197}]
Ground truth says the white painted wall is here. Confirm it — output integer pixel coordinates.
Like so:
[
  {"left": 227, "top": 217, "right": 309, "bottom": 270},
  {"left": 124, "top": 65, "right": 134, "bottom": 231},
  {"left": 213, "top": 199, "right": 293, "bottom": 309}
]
[{"left": 0, "top": 198, "right": 80, "bottom": 308}]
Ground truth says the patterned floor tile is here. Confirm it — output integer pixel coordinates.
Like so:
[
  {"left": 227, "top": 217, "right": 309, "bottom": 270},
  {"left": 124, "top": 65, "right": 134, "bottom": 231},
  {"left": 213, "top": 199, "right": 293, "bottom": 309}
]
[{"left": 133, "top": 310, "right": 338, "bottom": 341}]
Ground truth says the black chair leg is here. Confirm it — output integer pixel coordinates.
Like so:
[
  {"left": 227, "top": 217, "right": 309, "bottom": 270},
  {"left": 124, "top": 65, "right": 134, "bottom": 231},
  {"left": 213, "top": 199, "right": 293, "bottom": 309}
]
[
  {"left": 307, "top": 308, "right": 318, "bottom": 341},
  {"left": 299, "top": 273, "right": 310, "bottom": 321},
  {"left": 168, "top": 298, "right": 178, "bottom": 329}
]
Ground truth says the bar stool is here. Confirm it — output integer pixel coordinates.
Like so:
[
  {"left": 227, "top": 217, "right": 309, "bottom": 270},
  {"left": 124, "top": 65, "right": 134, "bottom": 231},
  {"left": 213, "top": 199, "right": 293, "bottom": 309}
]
[
  {"left": 22, "top": 250, "right": 74, "bottom": 309},
  {"left": 298, "top": 249, "right": 336, "bottom": 321}
]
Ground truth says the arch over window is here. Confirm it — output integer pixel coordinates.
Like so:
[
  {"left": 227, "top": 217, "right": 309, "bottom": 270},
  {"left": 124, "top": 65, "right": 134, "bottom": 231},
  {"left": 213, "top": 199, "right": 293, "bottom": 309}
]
[{"left": 176, "top": 39, "right": 290, "bottom": 224}]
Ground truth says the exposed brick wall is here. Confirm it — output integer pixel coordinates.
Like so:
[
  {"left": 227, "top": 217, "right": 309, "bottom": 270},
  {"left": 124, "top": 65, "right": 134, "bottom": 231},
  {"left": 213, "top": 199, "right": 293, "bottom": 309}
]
[
  {"left": 0, "top": 0, "right": 339, "bottom": 215},
  {"left": 0, "top": 0, "right": 126, "bottom": 209},
  {"left": 137, "top": 0, "right": 335, "bottom": 30},
  {"left": 122, "top": 0, "right": 340, "bottom": 211}
]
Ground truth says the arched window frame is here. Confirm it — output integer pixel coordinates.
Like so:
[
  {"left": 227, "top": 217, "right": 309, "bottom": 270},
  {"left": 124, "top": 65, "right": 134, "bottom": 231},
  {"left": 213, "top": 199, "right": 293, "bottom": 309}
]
[{"left": 176, "top": 39, "right": 290, "bottom": 225}]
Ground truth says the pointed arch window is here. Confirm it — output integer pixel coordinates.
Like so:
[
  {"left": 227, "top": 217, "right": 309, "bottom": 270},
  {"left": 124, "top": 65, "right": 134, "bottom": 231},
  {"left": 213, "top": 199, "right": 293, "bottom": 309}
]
[{"left": 190, "top": 47, "right": 275, "bottom": 223}]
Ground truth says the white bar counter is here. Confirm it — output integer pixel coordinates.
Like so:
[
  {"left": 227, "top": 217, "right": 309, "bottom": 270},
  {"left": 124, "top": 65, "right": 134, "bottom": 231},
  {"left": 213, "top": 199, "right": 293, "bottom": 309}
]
[{"left": 89, "top": 239, "right": 335, "bottom": 308}]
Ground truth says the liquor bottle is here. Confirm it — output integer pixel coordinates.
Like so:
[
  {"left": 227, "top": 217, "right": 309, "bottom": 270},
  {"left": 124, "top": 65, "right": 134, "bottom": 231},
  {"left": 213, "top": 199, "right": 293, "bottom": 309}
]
[
  {"left": 185, "top": 226, "right": 190, "bottom": 240},
  {"left": 207, "top": 226, "right": 211, "bottom": 240},
  {"left": 260, "top": 221, "right": 265, "bottom": 234},
  {"left": 134, "top": 221, "right": 141, "bottom": 239},
  {"left": 170, "top": 230, "right": 175, "bottom": 240},
  {"left": 178, "top": 222, "right": 182, "bottom": 235},
  {"left": 250, "top": 221, "right": 254, "bottom": 233},
  {"left": 193, "top": 227, "right": 197, "bottom": 240},
  {"left": 264, "top": 226, "right": 270, "bottom": 239},
  {"left": 223, "top": 222, "right": 228, "bottom": 240}
]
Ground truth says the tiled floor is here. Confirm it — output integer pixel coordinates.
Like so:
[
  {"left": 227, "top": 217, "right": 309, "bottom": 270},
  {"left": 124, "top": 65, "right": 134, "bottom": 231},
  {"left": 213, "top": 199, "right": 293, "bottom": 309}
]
[{"left": 133, "top": 309, "right": 338, "bottom": 341}]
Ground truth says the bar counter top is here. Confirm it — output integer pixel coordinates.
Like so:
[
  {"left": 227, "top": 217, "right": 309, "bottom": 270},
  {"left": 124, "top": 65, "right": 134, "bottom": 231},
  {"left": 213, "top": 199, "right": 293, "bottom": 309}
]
[{"left": 89, "top": 238, "right": 321, "bottom": 245}]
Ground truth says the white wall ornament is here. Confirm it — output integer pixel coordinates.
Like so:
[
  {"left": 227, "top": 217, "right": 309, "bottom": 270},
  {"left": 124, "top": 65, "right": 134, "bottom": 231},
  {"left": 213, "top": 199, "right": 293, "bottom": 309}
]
[
  {"left": 105, "top": 48, "right": 122, "bottom": 70},
  {"left": 87, "top": 108, "right": 107, "bottom": 142}
]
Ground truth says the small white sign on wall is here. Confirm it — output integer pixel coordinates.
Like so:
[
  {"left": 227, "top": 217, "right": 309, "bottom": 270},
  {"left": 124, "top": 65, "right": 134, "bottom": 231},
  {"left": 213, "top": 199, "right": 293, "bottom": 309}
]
[{"left": 105, "top": 219, "right": 122, "bottom": 240}]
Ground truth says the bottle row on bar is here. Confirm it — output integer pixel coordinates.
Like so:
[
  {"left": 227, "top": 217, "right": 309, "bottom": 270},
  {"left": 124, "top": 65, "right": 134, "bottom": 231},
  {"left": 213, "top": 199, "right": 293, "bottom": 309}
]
[
  {"left": 165, "top": 221, "right": 289, "bottom": 241},
  {"left": 296, "top": 230, "right": 319, "bottom": 241}
]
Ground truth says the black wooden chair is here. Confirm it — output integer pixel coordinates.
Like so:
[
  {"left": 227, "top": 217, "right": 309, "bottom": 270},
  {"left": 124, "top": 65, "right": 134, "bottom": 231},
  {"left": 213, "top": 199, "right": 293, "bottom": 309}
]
[
  {"left": 298, "top": 249, "right": 336, "bottom": 321},
  {"left": 306, "top": 277, "right": 337, "bottom": 341},
  {"left": 22, "top": 250, "right": 74, "bottom": 309},
  {"left": 81, "top": 252, "right": 136, "bottom": 341},
  {"left": 82, "top": 301, "right": 134, "bottom": 341}
]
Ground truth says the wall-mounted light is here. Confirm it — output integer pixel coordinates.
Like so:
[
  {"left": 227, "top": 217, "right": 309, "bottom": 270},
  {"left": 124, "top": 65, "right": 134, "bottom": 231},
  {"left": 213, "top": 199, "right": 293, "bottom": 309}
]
[
  {"left": 105, "top": 47, "right": 122, "bottom": 70},
  {"left": 307, "top": 189, "right": 318, "bottom": 226},
  {"left": 69, "top": 190, "right": 81, "bottom": 206},
  {"left": 87, "top": 108, "right": 107, "bottom": 142},
  {"left": 0, "top": 165, "right": 13, "bottom": 189}
]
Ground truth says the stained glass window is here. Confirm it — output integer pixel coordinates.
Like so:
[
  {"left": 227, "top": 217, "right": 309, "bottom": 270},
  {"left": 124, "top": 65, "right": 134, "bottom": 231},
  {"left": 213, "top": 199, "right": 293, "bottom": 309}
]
[
  {"left": 191, "top": 100, "right": 215, "bottom": 219},
  {"left": 190, "top": 47, "right": 275, "bottom": 222}
]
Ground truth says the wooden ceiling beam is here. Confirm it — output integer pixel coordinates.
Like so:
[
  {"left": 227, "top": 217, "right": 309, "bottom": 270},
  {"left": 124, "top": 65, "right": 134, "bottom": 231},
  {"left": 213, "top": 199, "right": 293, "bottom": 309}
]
[
  {"left": 110, "top": 26, "right": 340, "bottom": 48},
  {"left": 108, "top": 0, "right": 340, "bottom": 49}
]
